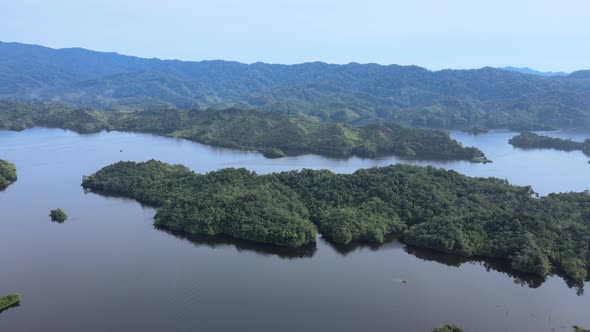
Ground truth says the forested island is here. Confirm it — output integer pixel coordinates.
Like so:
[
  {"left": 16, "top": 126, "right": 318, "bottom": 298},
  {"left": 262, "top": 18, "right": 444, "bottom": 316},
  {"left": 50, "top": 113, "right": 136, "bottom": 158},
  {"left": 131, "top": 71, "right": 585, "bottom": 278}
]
[
  {"left": 0, "top": 294, "right": 20, "bottom": 312},
  {"left": 83, "top": 160, "right": 590, "bottom": 283},
  {"left": 0, "top": 101, "right": 487, "bottom": 161},
  {"left": 49, "top": 208, "right": 68, "bottom": 223},
  {"left": 0, "top": 159, "right": 17, "bottom": 189},
  {"left": 509, "top": 132, "right": 590, "bottom": 156},
  {"left": 432, "top": 325, "right": 463, "bottom": 332}
]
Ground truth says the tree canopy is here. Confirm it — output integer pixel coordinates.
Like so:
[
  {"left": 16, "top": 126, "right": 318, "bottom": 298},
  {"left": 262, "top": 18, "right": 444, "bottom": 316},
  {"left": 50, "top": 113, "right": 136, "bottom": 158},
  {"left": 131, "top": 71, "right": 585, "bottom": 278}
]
[
  {"left": 432, "top": 324, "right": 464, "bottom": 332},
  {"left": 49, "top": 208, "right": 68, "bottom": 223},
  {"left": 0, "top": 293, "right": 20, "bottom": 312},
  {"left": 0, "top": 159, "right": 17, "bottom": 189}
]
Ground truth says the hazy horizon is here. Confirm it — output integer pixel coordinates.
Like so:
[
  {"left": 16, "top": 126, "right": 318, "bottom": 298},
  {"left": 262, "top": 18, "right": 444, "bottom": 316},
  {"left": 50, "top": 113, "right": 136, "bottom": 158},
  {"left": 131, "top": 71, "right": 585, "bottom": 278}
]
[{"left": 1, "top": 0, "right": 588, "bottom": 72}]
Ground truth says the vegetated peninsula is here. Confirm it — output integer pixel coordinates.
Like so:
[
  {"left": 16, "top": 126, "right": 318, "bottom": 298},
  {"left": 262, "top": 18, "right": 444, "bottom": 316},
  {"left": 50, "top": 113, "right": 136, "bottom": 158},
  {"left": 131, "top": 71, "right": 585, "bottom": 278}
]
[
  {"left": 0, "top": 293, "right": 20, "bottom": 312},
  {"left": 82, "top": 160, "right": 590, "bottom": 283},
  {"left": 509, "top": 132, "right": 590, "bottom": 156},
  {"left": 0, "top": 159, "right": 17, "bottom": 189},
  {"left": 0, "top": 101, "right": 487, "bottom": 161}
]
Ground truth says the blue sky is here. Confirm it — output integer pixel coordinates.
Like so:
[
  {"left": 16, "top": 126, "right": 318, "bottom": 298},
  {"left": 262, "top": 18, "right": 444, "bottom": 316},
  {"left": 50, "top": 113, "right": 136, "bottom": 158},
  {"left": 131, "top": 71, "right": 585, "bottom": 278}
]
[{"left": 1, "top": 0, "right": 588, "bottom": 71}]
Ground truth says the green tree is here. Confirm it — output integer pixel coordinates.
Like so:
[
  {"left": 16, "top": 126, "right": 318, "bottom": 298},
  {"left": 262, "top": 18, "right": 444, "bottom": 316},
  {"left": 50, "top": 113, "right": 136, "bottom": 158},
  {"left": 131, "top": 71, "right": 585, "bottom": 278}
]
[
  {"left": 432, "top": 324, "right": 464, "bottom": 332},
  {"left": 50, "top": 208, "right": 68, "bottom": 223},
  {"left": 0, "top": 159, "right": 17, "bottom": 189}
]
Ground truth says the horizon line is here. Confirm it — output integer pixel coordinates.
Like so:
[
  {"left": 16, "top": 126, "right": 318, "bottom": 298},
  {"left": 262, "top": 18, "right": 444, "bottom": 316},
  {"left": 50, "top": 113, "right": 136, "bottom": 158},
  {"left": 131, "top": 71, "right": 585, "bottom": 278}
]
[{"left": 0, "top": 40, "right": 583, "bottom": 74}]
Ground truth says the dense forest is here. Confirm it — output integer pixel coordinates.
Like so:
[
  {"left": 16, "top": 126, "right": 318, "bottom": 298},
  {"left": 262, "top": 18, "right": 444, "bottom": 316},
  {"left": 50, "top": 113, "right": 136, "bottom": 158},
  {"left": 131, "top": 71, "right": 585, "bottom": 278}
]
[
  {"left": 83, "top": 160, "right": 590, "bottom": 283},
  {"left": 509, "top": 132, "right": 590, "bottom": 156},
  {"left": 0, "top": 159, "right": 17, "bottom": 189},
  {"left": 2, "top": 42, "right": 590, "bottom": 130},
  {"left": 0, "top": 101, "right": 486, "bottom": 160}
]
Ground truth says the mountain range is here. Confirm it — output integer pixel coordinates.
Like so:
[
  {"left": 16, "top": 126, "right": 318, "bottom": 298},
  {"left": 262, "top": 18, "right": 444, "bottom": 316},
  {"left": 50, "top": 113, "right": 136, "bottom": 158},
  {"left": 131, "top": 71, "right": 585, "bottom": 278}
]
[{"left": 1, "top": 41, "right": 590, "bottom": 130}]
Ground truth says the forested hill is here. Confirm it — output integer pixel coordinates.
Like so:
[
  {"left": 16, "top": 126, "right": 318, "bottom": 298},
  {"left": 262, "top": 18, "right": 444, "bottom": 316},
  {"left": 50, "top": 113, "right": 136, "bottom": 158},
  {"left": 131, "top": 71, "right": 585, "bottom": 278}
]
[
  {"left": 2, "top": 41, "right": 590, "bottom": 130},
  {"left": 82, "top": 160, "right": 590, "bottom": 283},
  {"left": 0, "top": 101, "right": 485, "bottom": 160}
]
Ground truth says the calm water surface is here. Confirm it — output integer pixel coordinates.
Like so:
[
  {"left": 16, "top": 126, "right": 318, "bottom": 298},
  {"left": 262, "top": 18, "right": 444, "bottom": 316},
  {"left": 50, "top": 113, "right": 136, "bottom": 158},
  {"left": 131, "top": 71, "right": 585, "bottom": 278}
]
[{"left": 0, "top": 128, "right": 589, "bottom": 332}]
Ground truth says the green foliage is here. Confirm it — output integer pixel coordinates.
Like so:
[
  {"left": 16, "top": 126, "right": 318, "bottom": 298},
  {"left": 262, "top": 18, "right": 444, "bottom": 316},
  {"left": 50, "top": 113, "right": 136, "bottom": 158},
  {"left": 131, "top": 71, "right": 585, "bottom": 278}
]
[
  {"left": 509, "top": 132, "right": 590, "bottom": 156},
  {"left": 316, "top": 198, "right": 405, "bottom": 244},
  {"left": 83, "top": 161, "right": 316, "bottom": 247},
  {"left": 510, "top": 234, "right": 551, "bottom": 276},
  {"left": 0, "top": 159, "right": 17, "bottom": 189},
  {"left": 574, "top": 326, "right": 590, "bottom": 332},
  {"left": 261, "top": 148, "right": 286, "bottom": 158},
  {"left": 0, "top": 101, "right": 485, "bottom": 161},
  {"left": 464, "top": 126, "right": 489, "bottom": 135},
  {"left": 49, "top": 208, "right": 68, "bottom": 223},
  {"left": 432, "top": 324, "right": 464, "bottom": 332},
  {"left": 83, "top": 161, "right": 590, "bottom": 282},
  {"left": 0, "top": 293, "right": 20, "bottom": 311},
  {"left": 2, "top": 42, "right": 590, "bottom": 130}
]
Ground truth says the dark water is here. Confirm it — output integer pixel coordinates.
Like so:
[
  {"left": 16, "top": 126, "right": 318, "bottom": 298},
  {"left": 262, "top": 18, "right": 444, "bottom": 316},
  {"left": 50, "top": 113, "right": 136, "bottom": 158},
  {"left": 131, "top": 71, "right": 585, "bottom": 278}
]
[{"left": 0, "top": 128, "right": 589, "bottom": 332}]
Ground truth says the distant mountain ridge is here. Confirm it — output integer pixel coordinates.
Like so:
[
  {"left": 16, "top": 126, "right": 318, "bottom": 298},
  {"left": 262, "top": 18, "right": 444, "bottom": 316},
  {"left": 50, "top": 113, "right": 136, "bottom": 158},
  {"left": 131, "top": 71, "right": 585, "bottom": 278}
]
[
  {"left": 1, "top": 41, "right": 590, "bottom": 130},
  {"left": 499, "top": 66, "right": 569, "bottom": 77}
]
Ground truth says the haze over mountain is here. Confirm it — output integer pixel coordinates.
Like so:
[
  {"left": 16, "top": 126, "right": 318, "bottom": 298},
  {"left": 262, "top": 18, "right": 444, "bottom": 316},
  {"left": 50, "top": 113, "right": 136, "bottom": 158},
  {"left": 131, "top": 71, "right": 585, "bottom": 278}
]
[
  {"left": 499, "top": 67, "right": 569, "bottom": 77},
  {"left": 1, "top": 41, "right": 590, "bottom": 130}
]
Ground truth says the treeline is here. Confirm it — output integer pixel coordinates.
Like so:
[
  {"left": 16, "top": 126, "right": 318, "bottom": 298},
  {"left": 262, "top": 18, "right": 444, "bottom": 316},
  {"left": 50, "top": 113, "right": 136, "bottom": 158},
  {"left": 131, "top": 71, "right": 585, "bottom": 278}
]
[
  {"left": 0, "top": 101, "right": 486, "bottom": 161},
  {"left": 509, "top": 132, "right": 590, "bottom": 156},
  {"left": 0, "top": 159, "right": 17, "bottom": 189},
  {"left": 82, "top": 160, "right": 590, "bottom": 283}
]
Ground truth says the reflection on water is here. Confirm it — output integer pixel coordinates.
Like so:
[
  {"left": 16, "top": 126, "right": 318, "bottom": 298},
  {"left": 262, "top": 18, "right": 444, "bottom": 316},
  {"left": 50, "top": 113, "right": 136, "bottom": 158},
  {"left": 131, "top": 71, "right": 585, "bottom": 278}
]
[
  {"left": 156, "top": 226, "right": 318, "bottom": 260},
  {"left": 160, "top": 224, "right": 585, "bottom": 294},
  {"left": 322, "top": 233, "right": 404, "bottom": 256},
  {"left": 0, "top": 302, "right": 21, "bottom": 315},
  {"left": 404, "top": 246, "right": 547, "bottom": 289},
  {"left": 1, "top": 127, "right": 589, "bottom": 332}
]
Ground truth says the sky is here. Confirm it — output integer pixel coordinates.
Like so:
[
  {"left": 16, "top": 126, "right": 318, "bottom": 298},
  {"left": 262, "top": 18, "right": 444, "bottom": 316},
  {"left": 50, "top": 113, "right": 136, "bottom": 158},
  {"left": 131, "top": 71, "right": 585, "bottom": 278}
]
[{"left": 1, "top": 0, "right": 589, "bottom": 72}]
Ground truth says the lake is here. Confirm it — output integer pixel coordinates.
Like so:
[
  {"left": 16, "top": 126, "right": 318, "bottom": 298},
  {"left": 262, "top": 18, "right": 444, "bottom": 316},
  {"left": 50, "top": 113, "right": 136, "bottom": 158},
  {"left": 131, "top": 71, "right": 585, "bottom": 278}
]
[{"left": 0, "top": 127, "right": 589, "bottom": 331}]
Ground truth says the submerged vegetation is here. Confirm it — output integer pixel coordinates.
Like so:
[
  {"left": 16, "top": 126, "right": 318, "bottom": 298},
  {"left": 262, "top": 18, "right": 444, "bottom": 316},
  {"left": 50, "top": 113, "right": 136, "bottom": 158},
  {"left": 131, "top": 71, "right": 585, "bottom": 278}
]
[
  {"left": 0, "top": 101, "right": 486, "bottom": 161},
  {"left": 83, "top": 160, "right": 590, "bottom": 283},
  {"left": 49, "top": 208, "right": 68, "bottom": 223},
  {"left": 0, "top": 159, "right": 17, "bottom": 189},
  {"left": 509, "top": 132, "right": 590, "bottom": 156},
  {"left": 0, "top": 294, "right": 20, "bottom": 312}
]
